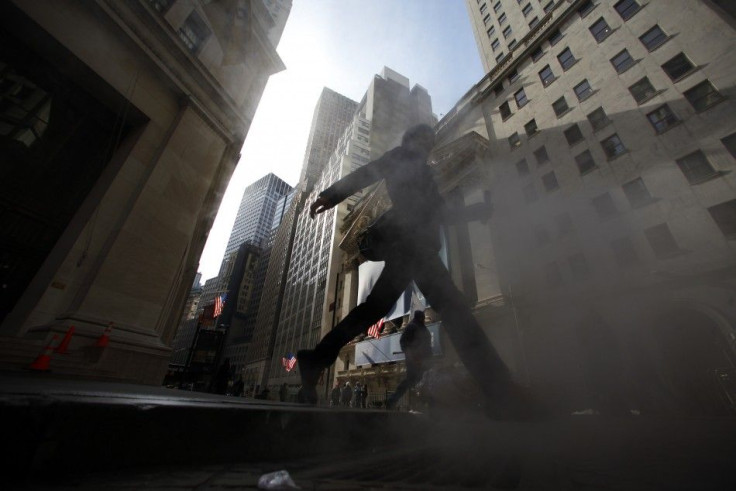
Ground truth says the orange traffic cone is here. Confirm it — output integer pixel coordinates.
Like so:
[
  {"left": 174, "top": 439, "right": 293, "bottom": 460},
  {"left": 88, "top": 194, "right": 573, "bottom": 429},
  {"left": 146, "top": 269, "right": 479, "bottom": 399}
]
[
  {"left": 55, "top": 326, "right": 75, "bottom": 354},
  {"left": 30, "top": 335, "right": 59, "bottom": 371},
  {"left": 96, "top": 322, "right": 113, "bottom": 347}
]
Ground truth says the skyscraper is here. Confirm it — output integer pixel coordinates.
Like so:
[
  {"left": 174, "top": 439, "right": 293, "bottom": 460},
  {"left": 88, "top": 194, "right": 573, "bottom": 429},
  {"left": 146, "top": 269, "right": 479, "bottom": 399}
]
[
  {"left": 264, "top": 68, "right": 435, "bottom": 395},
  {"left": 441, "top": 0, "right": 736, "bottom": 414},
  {"left": 242, "top": 88, "right": 358, "bottom": 393}
]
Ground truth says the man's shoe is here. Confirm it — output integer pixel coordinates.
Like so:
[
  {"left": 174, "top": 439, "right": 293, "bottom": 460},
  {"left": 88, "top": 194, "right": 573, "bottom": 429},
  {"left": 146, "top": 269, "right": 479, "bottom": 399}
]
[{"left": 296, "top": 350, "right": 322, "bottom": 405}]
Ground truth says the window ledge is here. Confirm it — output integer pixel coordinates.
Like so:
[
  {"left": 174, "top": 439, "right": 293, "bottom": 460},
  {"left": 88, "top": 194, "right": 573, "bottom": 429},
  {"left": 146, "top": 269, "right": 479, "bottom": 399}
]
[
  {"left": 636, "top": 88, "right": 667, "bottom": 106},
  {"left": 517, "top": 99, "right": 529, "bottom": 109},
  {"left": 542, "top": 77, "right": 557, "bottom": 88},
  {"left": 646, "top": 33, "right": 677, "bottom": 53},
  {"left": 562, "top": 58, "right": 580, "bottom": 72},
  {"left": 568, "top": 139, "right": 585, "bottom": 148},
  {"left": 695, "top": 95, "right": 728, "bottom": 113},
  {"left": 556, "top": 107, "right": 574, "bottom": 119},
  {"left": 527, "top": 131, "right": 541, "bottom": 140},
  {"left": 579, "top": 166, "right": 599, "bottom": 177},
  {"left": 655, "top": 120, "right": 683, "bottom": 135},
  {"left": 592, "top": 120, "right": 613, "bottom": 133},
  {"left": 687, "top": 170, "right": 730, "bottom": 185},
  {"left": 606, "top": 150, "right": 629, "bottom": 162},
  {"left": 595, "top": 26, "right": 619, "bottom": 44},
  {"left": 549, "top": 34, "right": 565, "bottom": 47},
  {"left": 501, "top": 112, "right": 514, "bottom": 122},
  {"left": 616, "top": 58, "right": 641, "bottom": 75},
  {"left": 577, "top": 88, "right": 599, "bottom": 102},
  {"left": 630, "top": 197, "right": 661, "bottom": 209}
]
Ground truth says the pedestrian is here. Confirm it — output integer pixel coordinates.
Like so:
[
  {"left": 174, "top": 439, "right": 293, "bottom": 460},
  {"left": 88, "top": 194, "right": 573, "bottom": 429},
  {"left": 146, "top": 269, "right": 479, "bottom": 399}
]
[
  {"left": 297, "top": 124, "right": 520, "bottom": 417},
  {"left": 387, "top": 310, "right": 432, "bottom": 409},
  {"left": 330, "top": 382, "right": 341, "bottom": 407},
  {"left": 353, "top": 382, "right": 362, "bottom": 408},
  {"left": 361, "top": 383, "right": 368, "bottom": 408},
  {"left": 341, "top": 381, "right": 353, "bottom": 407},
  {"left": 232, "top": 377, "right": 245, "bottom": 397},
  {"left": 279, "top": 382, "right": 288, "bottom": 402}
]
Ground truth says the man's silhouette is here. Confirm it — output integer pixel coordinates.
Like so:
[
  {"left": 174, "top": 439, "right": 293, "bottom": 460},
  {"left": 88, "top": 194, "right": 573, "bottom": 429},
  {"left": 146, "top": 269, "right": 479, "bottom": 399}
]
[
  {"left": 298, "top": 124, "right": 514, "bottom": 414},
  {"left": 387, "top": 310, "right": 432, "bottom": 409}
]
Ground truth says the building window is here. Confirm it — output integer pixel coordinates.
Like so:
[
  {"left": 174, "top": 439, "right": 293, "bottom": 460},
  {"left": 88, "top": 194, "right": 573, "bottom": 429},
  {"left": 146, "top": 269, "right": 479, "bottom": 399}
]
[
  {"left": 514, "top": 88, "right": 528, "bottom": 108},
  {"left": 508, "top": 69, "right": 520, "bottom": 83},
  {"left": 534, "top": 145, "right": 550, "bottom": 165},
  {"left": 499, "top": 12, "right": 507, "bottom": 24},
  {"left": 645, "top": 223, "right": 680, "bottom": 258},
  {"left": 494, "top": 1, "right": 502, "bottom": 12},
  {"left": 487, "top": 25, "right": 496, "bottom": 37},
  {"left": 539, "top": 65, "right": 556, "bottom": 86},
  {"left": 529, "top": 16, "right": 540, "bottom": 28},
  {"left": 480, "top": 3, "right": 488, "bottom": 14},
  {"left": 622, "top": 177, "right": 655, "bottom": 207},
  {"left": 646, "top": 104, "right": 680, "bottom": 134},
  {"left": 535, "top": 226, "right": 552, "bottom": 246},
  {"left": 601, "top": 133, "right": 626, "bottom": 159},
  {"left": 491, "top": 38, "right": 501, "bottom": 51},
  {"left": 587, "top": 107, "right": 611, "bottom": 132},
  {"left": 552, "top": 96, "right": 569, "bottom": 117},
  {"left": 483, "top": 13, "right": 492, "bottom": 25},
  {"left": 610, "top": 49, "right": 635, "bottom": 73},
  {"left": 592, "top": 192, "right": 618, "bottom": 220},
  {"left": 542, "top": 171, "right": 560, "bottom": 192},
  {"left": 555, "top": 212, "right": 575, "bottom": 235},
  {"left": 525, "top": 118, "right": 539, "bottom": 137},
  {"left": 545, "top": 261, "right": 563, "bottom": 286},
  {"left": 549, "top": 29, "right": 563, "bottom": 46},
  {"left": 628, "top": 77, "right": 657, "bottom": 104},
  {"left": 574, "top": 79, "right": 593, "bottom": 101},
  {"left": 568, "top": 253, "right": 591, "bottom": 280},
  {"left": 509, "top": 132, "right": 521, "bottom": 149},
  {"left": 178, "top": 11, "right": 211, "bottom": 54},
  {"left": 661, "top": 53, "right": 696, "bottom": 81},
  {"left": 531, "top": 46, "right": 544, "bottom": 61},
  {"left": 640, "top": 25, "right": 668, "bottom": 51},
  {"left": 708, "top": 199, "right": 736, "bottom": 238},
  {"left": 503, "top": 26, "right": 513, "bottom": 39},
  {"left": 516, "top": 158, "right": 530, "bottom": 176},
  {"left": 578, "top": 0, "right": 596, "bottom": 17},
  {"left": 543, "top": 1, "right": 554, "bottom": 13},
  {"left": 523, "top": 183, "right": 538, "bottom": 203},
  {"left": 589, "top": 17, "right": 612, "bottom": 42},
  {"left": 721, "top": 132, "right": 736, "bottom": 159},
  {"left": 611, "top": 237, "right": 640, "bottom": 267},
  {"left": 614, "top": 0, "right": 640, "bottom": 20},
  {"left": 575, "top": 149, "right": 597, "bottom": 175},
  {"left": 558, "top": 48, "right": 577, "bottom": 70},
  {"left": 500, "top": 100, "right": 512, "bottom": 119},
  {"left": 493, "top": 83, "right": 504, "bottom": 96},
  {"left": 495, "top": 52, "right": 506, "bottom": 62},
  {"left": 564, "top": 124, "right": 584, "bottom": 146},
  {"left": 684, "top": 80, "right": 724, "bottom": 112},
  {"left": 523, "top": 3, "right": 533, "bottom": 16},
  {"left": 675, "top": 150, "right": 719, "bottom": 184},
  {"left": 509, "top": 39, "right": 518, "bottom": 49}
]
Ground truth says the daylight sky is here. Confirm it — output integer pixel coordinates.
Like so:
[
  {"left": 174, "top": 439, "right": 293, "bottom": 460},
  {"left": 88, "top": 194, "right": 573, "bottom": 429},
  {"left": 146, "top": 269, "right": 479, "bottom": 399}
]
[{"left": 197, "top": 0, "right": 484, "bottom": 280}]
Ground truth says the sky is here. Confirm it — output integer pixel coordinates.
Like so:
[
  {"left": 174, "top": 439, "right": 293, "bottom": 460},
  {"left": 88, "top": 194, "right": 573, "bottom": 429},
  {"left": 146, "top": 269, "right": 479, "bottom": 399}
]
[{"left": 197, "top": 0, "right": 484, "bottom": 280}]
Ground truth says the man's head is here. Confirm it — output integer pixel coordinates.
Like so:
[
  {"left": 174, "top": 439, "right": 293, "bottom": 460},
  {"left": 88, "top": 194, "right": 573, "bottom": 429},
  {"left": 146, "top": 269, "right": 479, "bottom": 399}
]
[
  {"left": 402, "top": 124, "right": 435, "bottom": 155},
  {"left": 413, "top": 310, "right": 425, "bottom": 324}
]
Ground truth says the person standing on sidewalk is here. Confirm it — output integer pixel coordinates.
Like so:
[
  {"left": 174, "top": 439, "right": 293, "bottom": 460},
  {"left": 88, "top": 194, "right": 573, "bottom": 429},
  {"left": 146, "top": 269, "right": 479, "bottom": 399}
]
[{"left": 297, "top": 124, "right": 520, "bottom": 417}]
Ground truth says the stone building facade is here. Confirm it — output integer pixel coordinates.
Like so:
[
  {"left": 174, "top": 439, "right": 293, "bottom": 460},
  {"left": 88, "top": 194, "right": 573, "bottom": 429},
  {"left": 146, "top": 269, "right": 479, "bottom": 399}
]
[
  {"left": 0, "top": 0, "right": 286, "bottom": 384},
  {"left": 446, "top": 0, "right": 736, "bottom": 414}
]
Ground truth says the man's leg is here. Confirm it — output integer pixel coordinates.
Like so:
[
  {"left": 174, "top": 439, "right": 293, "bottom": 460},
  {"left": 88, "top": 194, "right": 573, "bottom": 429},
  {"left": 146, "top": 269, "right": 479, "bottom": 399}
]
[
  {"left": 297, "top": 257, "right": 412, "bottom": 403},
  {"left": 413, "top": 252, "right": 512, "bottom": 401},
  {"left": 387, "top": 363, "right": 422, "bottom": 409}
]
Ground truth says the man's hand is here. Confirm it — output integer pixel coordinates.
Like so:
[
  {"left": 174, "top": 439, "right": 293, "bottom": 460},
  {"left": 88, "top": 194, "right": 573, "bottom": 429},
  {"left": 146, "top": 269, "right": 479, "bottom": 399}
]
[{"left": 309, "top": 196, "right": 334, "bottom": 218}]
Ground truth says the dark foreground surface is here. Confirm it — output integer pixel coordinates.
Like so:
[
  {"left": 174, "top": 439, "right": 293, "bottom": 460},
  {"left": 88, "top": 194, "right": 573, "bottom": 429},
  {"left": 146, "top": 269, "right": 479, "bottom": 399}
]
[{"left": 2, "top": 372, "right": 736, "bottom": 490}]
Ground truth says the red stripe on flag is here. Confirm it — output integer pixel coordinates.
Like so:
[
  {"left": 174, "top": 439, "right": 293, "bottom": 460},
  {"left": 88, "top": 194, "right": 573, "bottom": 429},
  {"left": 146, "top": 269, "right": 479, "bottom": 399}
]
[{"left": 367, "top": 318, "right": 384, "bottom": 339}]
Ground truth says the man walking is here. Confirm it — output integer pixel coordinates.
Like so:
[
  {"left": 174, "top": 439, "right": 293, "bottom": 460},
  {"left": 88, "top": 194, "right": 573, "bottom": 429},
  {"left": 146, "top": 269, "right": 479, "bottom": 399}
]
[{"left": 297, "top": 124, "right": 517, "bottom": 416}]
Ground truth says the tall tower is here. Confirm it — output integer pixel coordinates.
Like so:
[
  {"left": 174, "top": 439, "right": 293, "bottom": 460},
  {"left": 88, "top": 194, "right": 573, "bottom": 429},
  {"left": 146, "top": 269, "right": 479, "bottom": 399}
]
[
  {"left": 242, "top": 88, "right": 358, "bottom": 393},
  {"left": 264, "top": 68, "right": 434, "bottom": 394},
  {"left": 446, "top": 0, "right": 736, "bottom": 414}
]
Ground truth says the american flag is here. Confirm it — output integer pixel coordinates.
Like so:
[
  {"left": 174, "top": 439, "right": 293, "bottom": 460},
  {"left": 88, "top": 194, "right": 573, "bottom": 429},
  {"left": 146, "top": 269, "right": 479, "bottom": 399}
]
[
  {"left": 367, "top": 318, "right": 385, "bottom": 339},
  {"left": 282, "top": 353, "right": 297, "bottom": 372},
  {"left": 213, "top": 294, "right": 227, "bottom": 317}
]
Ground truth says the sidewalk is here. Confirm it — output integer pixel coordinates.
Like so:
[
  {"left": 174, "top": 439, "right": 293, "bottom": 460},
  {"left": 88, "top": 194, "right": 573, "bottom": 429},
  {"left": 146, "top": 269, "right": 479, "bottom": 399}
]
[{"left": 3, "top": 371, "right": 736, "bottom": 489}]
